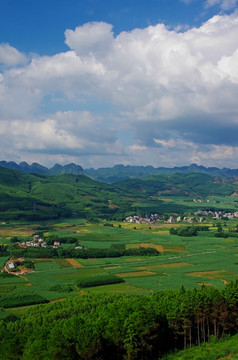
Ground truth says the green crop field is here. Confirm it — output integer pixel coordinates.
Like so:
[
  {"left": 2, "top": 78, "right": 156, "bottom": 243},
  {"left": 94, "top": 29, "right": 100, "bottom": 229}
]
[
  {"left": 34, "top": 260, "right": 61, "bottom": 271},
  {"left": 1, "top": 218, "right": 238, "bottom": 308},
  {"left": 0, "top": 256, "right": 9, "bottom": 269}
]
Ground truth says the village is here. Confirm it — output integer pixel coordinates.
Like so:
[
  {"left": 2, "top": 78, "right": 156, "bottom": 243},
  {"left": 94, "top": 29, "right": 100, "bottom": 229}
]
[
  {"left": 19, "top": 234, "right": 60, "bottom": 249},
  {"left": 124, "top": 209, "right": 238, "bottom": 224}
]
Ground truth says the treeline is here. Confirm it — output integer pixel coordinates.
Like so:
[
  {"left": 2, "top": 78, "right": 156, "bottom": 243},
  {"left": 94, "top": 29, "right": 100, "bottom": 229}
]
[
  {"left": 0, "top": 292, "right": 48, "bottom": 308},
  {"left": 44, "top": 235, "right": 78, "bottom": 245},
  {"left": 14, "top": 260, "right": 34, "bottom": 269},
  {"left": 170, "top": 225, "right": 238, "bottom": 239},
  {"left": 77, "top": 274, "right": 124, "bottom": 288},
  {"left": 169, "top": 225, "right": 209, "bottom": 237},
  {"left": 215, "top": 230, "right": 238, "bottom": 238},
  {"left": 0, "top": 245, "right": 10, "bottom": 257},
  {"left": 1, "top": 281, "right": 238, "bottom": 359},
  {"left": 10, "top": 246, "right": 159, "bottom": 259}
]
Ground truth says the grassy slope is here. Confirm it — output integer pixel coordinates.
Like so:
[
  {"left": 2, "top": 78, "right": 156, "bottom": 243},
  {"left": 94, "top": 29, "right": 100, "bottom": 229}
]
[
  {"left": 162, "top": 334, "right": 238, "bottom": 360},
  {"left": 0, "top": 167, "right": 132, "bottom": 220}
]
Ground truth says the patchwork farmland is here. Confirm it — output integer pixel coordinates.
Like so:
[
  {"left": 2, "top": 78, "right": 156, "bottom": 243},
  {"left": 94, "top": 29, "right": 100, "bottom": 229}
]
[{"left": 1, "top": 218, "right": 238, "bottom": 314}]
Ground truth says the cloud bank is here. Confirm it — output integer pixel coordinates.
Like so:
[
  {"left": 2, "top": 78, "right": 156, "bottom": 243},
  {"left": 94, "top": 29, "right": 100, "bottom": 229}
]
[{"left": 0, "top": 12, "right": 238, "bottom": 168}]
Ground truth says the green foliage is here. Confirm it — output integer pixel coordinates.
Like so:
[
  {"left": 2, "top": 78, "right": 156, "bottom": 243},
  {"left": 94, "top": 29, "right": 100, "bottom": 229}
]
[
  {"left": 0, "top": 291, "right": 48, "bottom": 308},
  {"left": 44, "top": 234, "right": 78, "bottom": 245},
  {"left": 14, "top": 260, "right": 34, "bottom": 269},
  {"left": 117, "top": 172, "right": 235, "bottom": 198},
  {"left": 0, "top": 272, "right": 15, "bottom": 278},
  {"left": 1, "top": 283, "right": 238, "bottom": 359},
  {"left": 1, "top": 166, "right": 236, "bottom": 222},
  {"left": 77, "top": 274, "right": 124, "bottom": 288},
  {"left": 170, "top": 226, "right": 198, "bottom": 236},
  {"left": 0, "top": 244, "right": 10, "bottom": 256},
  {"left": 48, "top": 284, "right": 73, "bottom": 293},
  {"left": 10, "top": 236, "right": 19, "bottom": 243},
  {"left": 162, "top": 334, "right": 238, "bottom": 359},
  {"left": 10, "top": 245, "right": 159, "bottom": 259}
]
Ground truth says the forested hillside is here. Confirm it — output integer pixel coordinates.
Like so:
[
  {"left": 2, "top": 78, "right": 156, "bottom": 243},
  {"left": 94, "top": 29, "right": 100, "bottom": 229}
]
[
  {"left": 85, "top": 163, "right": 238, "bottom": 183},
  {"left": 1, "top": 282, "right": 238, "bottom": 359},
  {"left": 0, "top": 166, "right": 135, "bottom": 221},
  {"left": 116, "top": 172, "right": 235, "bottom": 197},
  {"left": 0, "top": 166, "right": 238, "bottom": 221}
]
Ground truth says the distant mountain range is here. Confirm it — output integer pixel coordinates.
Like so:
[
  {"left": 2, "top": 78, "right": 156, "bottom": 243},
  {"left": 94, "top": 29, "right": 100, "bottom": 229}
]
[
  {"left": 0, "top": 161, "right": 84, "bottom": 176},
  {"left": 1, "top": 160, "right": 238, "bottom": 183}
]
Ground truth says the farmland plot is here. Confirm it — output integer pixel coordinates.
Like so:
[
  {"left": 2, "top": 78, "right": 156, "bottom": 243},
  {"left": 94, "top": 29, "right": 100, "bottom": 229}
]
[{"left": 1, "top": 220, "right": 238, "bottom": 305}]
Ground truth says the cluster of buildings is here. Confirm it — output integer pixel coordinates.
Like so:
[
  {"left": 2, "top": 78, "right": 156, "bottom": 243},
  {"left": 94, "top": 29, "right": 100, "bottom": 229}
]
[
  {"left": 194, "top": 210, "right": 238, "bottom": 220},
  {"left": 19, "top": 235, "right": 60, "bottom": 248},
  {"left": 124, "top": 214, "right": 160, "bottom": 224},
  {"left": 166, "top": 216, "right": 197, "bottom": 224},
  {"left": 124, "top": 214, "right": 199, "bottom": 224},
  {"left": 124, "top": 210, "right": 238, "bottom": 224}
]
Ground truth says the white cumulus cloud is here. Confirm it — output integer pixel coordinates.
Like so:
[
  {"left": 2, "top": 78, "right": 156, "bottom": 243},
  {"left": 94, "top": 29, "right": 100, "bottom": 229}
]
[
  {"left": 65, "top": 22, "right": 114, "bottom": 59},
  {"left": 1, "top": 13, "right": 238, "bottom": 168},
  {"left": 0, "top": 43, "right": 27, "bottom": 66}
]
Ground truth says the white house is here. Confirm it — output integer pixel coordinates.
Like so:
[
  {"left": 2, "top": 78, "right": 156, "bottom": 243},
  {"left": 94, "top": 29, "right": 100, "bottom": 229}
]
[{"left": 8, "top": 262, "right": 15, "bottom": 270}]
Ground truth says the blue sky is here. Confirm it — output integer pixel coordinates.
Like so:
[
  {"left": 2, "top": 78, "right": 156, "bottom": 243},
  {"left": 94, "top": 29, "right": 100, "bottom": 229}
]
[
  {"left": 0, "top": 0, "right": 231, "bottom": 54},
  {"left": 0, "top": 0, "right": 238, "bottom": 168}
]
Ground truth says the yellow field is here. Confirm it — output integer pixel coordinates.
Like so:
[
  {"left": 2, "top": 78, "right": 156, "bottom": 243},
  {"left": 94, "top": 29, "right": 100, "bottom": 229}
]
[
  {"left": 187, "top": 270, "right": 234, "bottom": 279},
  {"left": 140, "top": 242, "right": 186, "bottom": 253},
  {"left": 116, "top": 271, "right": 156, "bottom": 277},
  {"left": 137, "top": 262, "right": 193, "bottom": 271},
  {"left": 152, "top": 230, "right": 169, "bottom": 235},
  {"left": 66, "top": 259, "right": 83, "bottom": 267},
  {"left": 0, "top": 226, "right": 37, "bottom": 237},
  {"left": 197, "top": 282, "right": 213, "bottom": 286}
]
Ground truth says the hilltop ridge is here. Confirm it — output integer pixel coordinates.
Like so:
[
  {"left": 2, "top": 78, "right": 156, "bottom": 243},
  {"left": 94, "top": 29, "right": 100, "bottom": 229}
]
[{"left": 1, "top": 161, "right": 238, "bottom": 183}]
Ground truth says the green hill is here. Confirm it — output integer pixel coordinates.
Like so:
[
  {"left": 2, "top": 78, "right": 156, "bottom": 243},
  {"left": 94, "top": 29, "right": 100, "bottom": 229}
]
[
  {"left": 0, "top": 166, "right": 237, "bottom": 221},
  {"left": 116, "top": 173, "right": 236, "bottom": 197}
]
